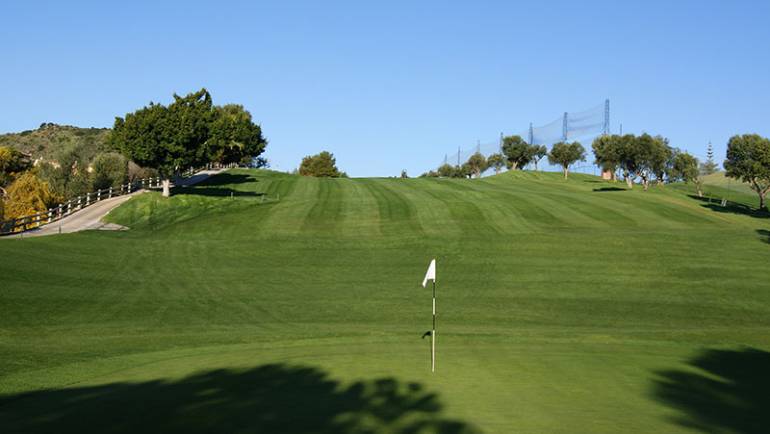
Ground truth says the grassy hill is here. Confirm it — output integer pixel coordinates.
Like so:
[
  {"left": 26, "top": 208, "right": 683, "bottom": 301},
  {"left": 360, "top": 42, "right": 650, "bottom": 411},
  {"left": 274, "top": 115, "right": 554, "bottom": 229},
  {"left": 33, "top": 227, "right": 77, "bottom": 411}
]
[
  {"left": 1, "top": 170, "right": 769, "bottom": 433},
  {"left": 701, "top": 171, "right": 752, "bottom": 192},
  {"left": 0, "top": 123, "right": 110, "bottom": 161}
]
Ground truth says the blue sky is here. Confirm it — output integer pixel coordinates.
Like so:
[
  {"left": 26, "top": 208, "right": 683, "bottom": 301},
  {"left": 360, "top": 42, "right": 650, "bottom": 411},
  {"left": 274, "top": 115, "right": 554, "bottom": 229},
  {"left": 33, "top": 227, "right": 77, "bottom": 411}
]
[{"left": 2, "top": 0, "right": 769, "bottom": 177}]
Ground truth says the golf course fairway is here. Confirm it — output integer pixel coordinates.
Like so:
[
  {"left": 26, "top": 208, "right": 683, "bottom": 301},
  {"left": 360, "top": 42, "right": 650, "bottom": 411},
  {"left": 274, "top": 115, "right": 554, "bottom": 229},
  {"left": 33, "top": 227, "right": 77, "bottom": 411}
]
[{"left": 1, "top": 169, "right": 769, "bottom": 433}]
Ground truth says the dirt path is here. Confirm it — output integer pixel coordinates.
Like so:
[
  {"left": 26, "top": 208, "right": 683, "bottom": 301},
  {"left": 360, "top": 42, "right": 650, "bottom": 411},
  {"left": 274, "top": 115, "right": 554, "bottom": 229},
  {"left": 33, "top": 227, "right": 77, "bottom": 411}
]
[{"left": 5, "top": 169, "right": 225, "bottom": 238}]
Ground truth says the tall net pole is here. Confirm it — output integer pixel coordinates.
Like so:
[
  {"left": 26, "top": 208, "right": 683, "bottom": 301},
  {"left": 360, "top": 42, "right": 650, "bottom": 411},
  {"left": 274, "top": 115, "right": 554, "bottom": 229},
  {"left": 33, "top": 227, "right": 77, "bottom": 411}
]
[{"left": 562, "top": 112, "right": 568, "bottom": 141}]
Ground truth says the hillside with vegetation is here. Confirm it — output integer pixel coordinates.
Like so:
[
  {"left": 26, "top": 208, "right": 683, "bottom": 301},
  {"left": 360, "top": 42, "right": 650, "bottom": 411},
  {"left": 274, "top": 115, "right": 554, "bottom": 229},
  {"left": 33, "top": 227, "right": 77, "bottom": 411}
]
[
  {"left": 1, "top": 169, "right": 768, "bottom": 433},
  {"left": 0, "top": 123, "right": 110, "bottom": 162},
  {"left": 0, "top": 89, "right": 267, "bottom": 225}
]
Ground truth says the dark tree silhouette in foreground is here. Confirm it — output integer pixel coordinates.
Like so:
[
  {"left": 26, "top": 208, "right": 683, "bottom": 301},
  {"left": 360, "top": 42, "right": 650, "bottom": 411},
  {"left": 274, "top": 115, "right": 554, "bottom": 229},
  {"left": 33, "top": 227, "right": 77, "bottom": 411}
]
[
  {"left": 0, "top": 364, "right": 479, "bottom": 434},
  {"left": 652, "top": 347, "right": 770, "bottom": 434}
]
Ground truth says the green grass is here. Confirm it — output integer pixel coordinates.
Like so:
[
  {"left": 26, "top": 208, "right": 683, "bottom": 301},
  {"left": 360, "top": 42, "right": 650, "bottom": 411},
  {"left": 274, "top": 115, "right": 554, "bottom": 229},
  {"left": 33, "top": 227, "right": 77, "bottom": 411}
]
[
  {"left": 1, "top": 169, "right": 769, "bottom": 433},
  {"left": 701, "top": 171, "right": 754, "bottom": 194}
]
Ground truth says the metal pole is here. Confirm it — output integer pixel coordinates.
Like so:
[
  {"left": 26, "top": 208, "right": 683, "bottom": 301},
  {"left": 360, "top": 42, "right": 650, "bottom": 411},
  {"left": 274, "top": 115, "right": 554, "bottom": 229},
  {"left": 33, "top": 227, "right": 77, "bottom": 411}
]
[
  {"left": 562, "top": 112, "right": 568, "bottom": 142},
  {"left": 432, "top": 279, "right": 436, "bottom": 373},
  {"left": 528, "top": 123, "right": 534, "bottom": 145}
]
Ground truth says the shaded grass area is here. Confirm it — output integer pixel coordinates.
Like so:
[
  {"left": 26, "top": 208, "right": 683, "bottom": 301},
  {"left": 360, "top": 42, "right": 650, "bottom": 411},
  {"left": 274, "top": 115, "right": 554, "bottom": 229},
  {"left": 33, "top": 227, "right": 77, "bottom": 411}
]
[
  {"left": 1, "top": 169, "right": 769, "bottom": 433},
  {"left": 0, "top": 364, "right": 478, "bottom": 434},
  {"left": 652, "top": 348, "right": 770, "bottom": 434}
]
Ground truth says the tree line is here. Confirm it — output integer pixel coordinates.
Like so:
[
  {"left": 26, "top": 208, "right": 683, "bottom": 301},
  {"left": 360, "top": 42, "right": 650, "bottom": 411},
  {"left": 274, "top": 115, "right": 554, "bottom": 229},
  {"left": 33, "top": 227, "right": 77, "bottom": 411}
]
[
  {"left": 0, "top": 89, "right": 268, "bottom": 223},
  {"left": 421, "top": 135, "right": 587, "bottom": 180},
  {"left": 420, "top": 132, "right": 770, "bottom": 211}
]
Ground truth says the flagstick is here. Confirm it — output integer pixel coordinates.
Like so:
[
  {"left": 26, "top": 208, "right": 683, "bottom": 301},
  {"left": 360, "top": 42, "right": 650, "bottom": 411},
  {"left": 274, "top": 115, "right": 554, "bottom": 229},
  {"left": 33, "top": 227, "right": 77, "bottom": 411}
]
[{"left": 432, "top": 279, "right": 436, "bottom": 373}]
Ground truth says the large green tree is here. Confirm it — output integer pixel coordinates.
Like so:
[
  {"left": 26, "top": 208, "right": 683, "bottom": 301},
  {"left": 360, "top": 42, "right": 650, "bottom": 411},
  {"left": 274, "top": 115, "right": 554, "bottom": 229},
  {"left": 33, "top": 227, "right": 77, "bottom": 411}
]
[
  {"left": 465, "top": 152, "right": 487, "bottom": 178},
  {"left": 724, "top": 134, "right": 770, "bottom": 210},
  {"left": 487, "top": 153, "right": 506, "bottom": 175},
  {"left": 531, "top": 145, "right": 548, "bottom": 171},
  {"left": 91, "top": 152, "right": 128, "bottom": 191},
  {"left": 616, "top": 134, "right": 643, "bottom": 188},
  {"left": 502, "top": 135, "right": 534, "bottom": 170},
  {"left": 110, "top": 89, "right": 214, "bottom": 197},
  {"left": 616, "top": 133, "right": 670, "bottom": 190},
  {"left": 592, "top": 135, "right": 622, "bottom": 181},
  {"left": 437, "top": 163, "right": 455, "bottom": 178},
  {"left": 208, "top": 104, "right": 267, "bottom": 165},
  {"left": 298, "top": 151, "right": 343, "bottom": 177},
  {"left": 670, "top": 151, "right": 703, "bottom": 197},
  {"left": 648, "top": 135, "right": 673, "bottom": 186},
  {"left": 548, "top": 142, "right": 586, "bottom": 179}
]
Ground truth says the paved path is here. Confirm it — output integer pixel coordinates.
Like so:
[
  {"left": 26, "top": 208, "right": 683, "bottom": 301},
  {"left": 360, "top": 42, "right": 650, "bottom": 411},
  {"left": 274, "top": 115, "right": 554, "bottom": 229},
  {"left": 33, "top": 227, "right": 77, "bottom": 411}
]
[{"left": 5, "top": 169, "right": 225, "bottom": 238}]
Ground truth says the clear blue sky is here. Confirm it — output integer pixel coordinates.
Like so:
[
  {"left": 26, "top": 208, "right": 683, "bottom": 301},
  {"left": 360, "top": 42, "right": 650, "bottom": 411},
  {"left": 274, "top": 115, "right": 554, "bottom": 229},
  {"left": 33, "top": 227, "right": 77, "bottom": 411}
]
[{"left": 2, "top": 0, "right": 769, "bottom": 177}]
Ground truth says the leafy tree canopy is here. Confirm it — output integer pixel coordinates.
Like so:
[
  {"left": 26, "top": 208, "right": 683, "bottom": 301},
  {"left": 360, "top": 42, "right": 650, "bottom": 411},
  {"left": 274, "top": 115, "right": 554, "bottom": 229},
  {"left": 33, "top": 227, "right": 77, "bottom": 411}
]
[
  {"left": 724, "top": 134, "right": 770, "bottom": 210},
  {"left": 615, "top": 133, "right": 672, "bottom": 189},
  {"left": 3, "top": 172, "right": 57, "bottom": 221},
  {"left": 502, "top": 135, "right": 535, "bottom": 170},
  {"left": 486, "top": 153, "right": 506, "bottom": 174},
  {"left": 592, "top": 135, "right": 623, "bottom": 174},
  {"left": 0, "top": 146, "right": 31, "bottom": 191},
  {"left": 110, "top": 89, "right": 266, "bottom": 196},
  {"left": 36, "top": 146, "right": 91, "bottom": 201},
  {"left": 208, "top": 104, "right": 267, "bottom": 165},
  {"left": 670, "top": 151, "right": 703, "bottom": 197},
  {"left": 648, "top": 135, "right": 674, "bottom": 184},
  {"left": 548, "top": 142, "right": 586, "bottom": 179},
  {"left": 110, "top": 90, "right": 212, "bottom": 179},
  {"left": 437, "top": 164, "right": 455, "bottom": 178},
  {"left": 299, "top": 151, "right": 343, "bottom": 177},
  {"left": 466, "top": 152, "right": 487, "bottom": 178},
  {"left": 531, "top": 145, "right": 548, "bottom": 170},
  {"left": 92, "top": 152, "right": 128, "bottom": 191}
]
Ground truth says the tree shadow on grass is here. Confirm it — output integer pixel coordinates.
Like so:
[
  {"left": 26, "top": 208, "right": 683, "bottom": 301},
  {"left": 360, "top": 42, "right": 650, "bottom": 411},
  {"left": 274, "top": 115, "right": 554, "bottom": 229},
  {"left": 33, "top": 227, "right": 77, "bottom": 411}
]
[
  {"left": 687, "top": 195, "right": 769, "bottom": 219},
  {"left": 194, "top": 173, "right": 257, "bottom": 187},
  {"left": 757, "top": 229, "right": 770, "bottom": 244},
  {"left": 174, "top": 173, "right": 266, "bottom": 198},
  {"left": 174, "top": 187, "right": 265, "bottom": 198},
  {"left": 592, "top": 187, "right": 627, "bottom": 192},
  {"left": 0, "top": 364, "right": 479, "bottom": 434},
  {"left": 651, "top": 347, "right": 770, "bottom": 434}
]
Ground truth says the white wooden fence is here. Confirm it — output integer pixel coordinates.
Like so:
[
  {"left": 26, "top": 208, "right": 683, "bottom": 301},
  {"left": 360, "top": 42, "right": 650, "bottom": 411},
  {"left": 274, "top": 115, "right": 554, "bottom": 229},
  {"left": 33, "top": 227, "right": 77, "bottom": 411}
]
[
  {"left": 0, "top": 163, "right": 246, "bottom": 235},
  {"left": 0, "top": 176, "right": 161, "bottom": 235}
]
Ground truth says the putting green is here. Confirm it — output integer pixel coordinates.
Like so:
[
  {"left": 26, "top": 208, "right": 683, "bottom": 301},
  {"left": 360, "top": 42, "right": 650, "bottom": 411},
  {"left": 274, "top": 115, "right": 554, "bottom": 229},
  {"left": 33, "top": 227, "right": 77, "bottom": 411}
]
[{"left": 1, "top": 169, "right": 768, "bottom": 433}]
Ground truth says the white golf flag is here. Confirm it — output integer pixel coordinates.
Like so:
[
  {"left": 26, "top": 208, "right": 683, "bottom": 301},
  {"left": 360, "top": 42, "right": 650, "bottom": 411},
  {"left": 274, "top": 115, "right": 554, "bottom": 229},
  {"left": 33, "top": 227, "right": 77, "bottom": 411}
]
[{"left": 422, "top": 259, "right": 436, "bottom": 287}]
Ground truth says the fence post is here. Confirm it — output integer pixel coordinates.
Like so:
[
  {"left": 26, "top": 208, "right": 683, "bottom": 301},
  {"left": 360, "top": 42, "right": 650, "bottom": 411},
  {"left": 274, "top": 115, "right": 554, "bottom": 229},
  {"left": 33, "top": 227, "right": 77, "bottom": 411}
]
[
  {"left": 67, "top": 201, "right": 72, "bottom": 215},
  {"left": 86, "top": 192, "right": 91, "bottom": 206},
  {"left": 109, "top": 187, "right": 113, "bottom": 199},
  {"left": 77, "top": 196, "right": 82, "bottom": 210},
  {"left": 48, "top": 209, "right": 53, "bottom": 224}
]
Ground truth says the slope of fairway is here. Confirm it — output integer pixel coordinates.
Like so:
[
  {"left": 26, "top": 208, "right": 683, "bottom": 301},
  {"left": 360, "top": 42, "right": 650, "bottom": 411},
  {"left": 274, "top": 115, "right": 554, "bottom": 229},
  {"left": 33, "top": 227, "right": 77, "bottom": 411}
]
[
  {"left": 701, "top": 171, "right": 754, "bottom": 194},
  {"left": 1, "top": 169, "right": 769, "bottom": 433}
]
